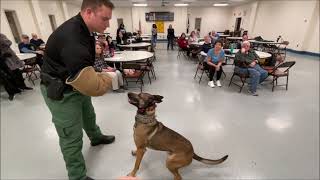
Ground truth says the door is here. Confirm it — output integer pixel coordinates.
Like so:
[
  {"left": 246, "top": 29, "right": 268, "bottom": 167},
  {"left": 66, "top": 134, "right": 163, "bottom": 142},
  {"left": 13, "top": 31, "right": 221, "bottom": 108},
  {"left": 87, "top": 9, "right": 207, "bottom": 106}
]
[
  {"left": 235, "top": 17, "right": 242, "bottom": 32},
  {"left": 4, "top": 10, "right": 22, "bottom": 43}
]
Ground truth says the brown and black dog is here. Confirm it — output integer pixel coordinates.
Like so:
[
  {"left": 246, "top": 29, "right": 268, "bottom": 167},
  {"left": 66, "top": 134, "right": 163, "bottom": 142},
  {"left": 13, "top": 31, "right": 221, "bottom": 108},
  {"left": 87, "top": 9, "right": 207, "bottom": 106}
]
[{"left": 127, "top": 92, "right": 228, "bottom": 180}]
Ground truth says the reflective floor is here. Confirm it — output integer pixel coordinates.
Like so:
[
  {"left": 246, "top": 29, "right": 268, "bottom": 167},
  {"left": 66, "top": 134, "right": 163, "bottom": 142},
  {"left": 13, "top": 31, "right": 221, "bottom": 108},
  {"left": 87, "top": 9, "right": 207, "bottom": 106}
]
[{"left": 1, "top": 45, "right": 319, "bottom": 180}]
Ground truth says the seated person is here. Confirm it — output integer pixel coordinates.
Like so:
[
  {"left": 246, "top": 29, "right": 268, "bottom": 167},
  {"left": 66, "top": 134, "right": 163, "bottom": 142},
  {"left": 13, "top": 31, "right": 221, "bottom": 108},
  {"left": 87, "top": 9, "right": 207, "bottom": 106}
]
[
  {"left": 210, "top": 30, "right": 220, "bottom": 45},
  {"left": 234, "top": 41, "right": 268, "bottom": 96},
  {"left": 195, "top": 35, "right": 213, "bottom": 60},
  {"left": 94, "top": 42, "right": 125, "bottom": 93},
  {"left": 106, "top": 35, "right": 120, "bottom": 69},
  {"left": 201, "top": 35, "right": 213, "bottom": 54},
  {"left": 195, "top": 28, "right": 200, "bottom": 38},
  {"left": 177, "top": 33, "right": 190, "bottom": 56},
  {"left": 30, "top": 33, "right": 45, "bottom": 48},
  {"left": 236, "top": 34, "right": 249, "bottom": 49},
  {"left": 188, "top": 31, "right": 200, "bottom": 57},
  {"left": 116, "top": 31, "right": 128, "bottom": 51},
  {"left": 0, "top": 33, "right": 33, "bottom": 100},
  {"left": 134, "top": 31, "right": 143, "bottom": 43},
  {"left": 188, "top": 31, "right": 198, "bottom": 44},
  {"left": 97, "top": 34, "right": 109, "bottom": 52},
  {"left": 206, "top": 40, "right": 225, "bottom": 88},
  {"left": 116, "top": 31, "right": 127, "bottom": 45},
  {"left": 18, "top": 34, "right": 44, "bottom": 66},
  {"left": 106, "top": 35, "right": 116, "bottom": 51}
]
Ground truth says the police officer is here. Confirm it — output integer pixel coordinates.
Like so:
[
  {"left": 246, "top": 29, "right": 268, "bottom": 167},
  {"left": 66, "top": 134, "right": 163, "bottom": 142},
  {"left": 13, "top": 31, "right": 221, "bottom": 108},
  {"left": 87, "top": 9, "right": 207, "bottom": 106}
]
[{"left": 40, "top": 0, "right": 115, "bottom": 179}]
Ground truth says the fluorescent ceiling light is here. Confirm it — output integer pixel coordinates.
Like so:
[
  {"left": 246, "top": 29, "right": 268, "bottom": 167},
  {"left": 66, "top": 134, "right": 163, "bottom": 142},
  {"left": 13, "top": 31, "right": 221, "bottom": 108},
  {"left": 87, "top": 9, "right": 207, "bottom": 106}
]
[
  {"left": 133, "top": 3, "right": 148, "bottom": 7},
  {"left": 174, "top": 3, "right": 189, "bottom": 6},
  {"left": 213, "top": 3, "right": 229, "bottom": 6}
]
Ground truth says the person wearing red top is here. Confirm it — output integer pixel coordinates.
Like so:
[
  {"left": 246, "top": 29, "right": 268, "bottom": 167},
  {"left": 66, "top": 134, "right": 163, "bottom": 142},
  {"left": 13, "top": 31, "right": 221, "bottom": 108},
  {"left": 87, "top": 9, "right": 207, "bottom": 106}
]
[{"left": 177, "top": 33, "right": 190, "bottom": 56}]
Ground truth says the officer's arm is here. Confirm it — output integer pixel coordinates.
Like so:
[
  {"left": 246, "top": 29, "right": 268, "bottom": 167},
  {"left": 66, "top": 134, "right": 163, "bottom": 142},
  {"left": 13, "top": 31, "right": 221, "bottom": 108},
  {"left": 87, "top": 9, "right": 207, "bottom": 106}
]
[{"left": 62, "top": 43, "right": 112, "bottom": 96}]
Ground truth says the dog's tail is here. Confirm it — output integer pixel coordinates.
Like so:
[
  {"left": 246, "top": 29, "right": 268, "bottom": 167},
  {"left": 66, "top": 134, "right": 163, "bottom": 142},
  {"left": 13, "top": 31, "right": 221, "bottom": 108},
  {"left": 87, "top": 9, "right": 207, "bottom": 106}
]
[{"left": 193, "top": 153, "right": 228, "bottom": 165}]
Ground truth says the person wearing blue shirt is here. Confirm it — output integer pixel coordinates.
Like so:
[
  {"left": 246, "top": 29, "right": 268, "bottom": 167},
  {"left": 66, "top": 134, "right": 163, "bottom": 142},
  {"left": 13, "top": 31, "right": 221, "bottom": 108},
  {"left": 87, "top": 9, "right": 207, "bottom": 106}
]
[
  {"left": 210, "top": 30, "right": 220, "bottom": 45},
  {"left": 207, "top": 40, "right": 225, "bottom": 88},
  {"left": 18, "top": 34, "right": 44, "bottom": 66}
]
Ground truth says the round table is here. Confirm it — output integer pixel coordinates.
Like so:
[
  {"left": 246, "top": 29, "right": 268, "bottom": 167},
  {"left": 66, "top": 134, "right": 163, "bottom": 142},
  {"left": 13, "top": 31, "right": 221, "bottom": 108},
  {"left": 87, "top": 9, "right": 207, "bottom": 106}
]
[
  {"left": 132, "top": 35, "right": 151, "bottom": 38},
  {"left": 219, "top": 34, "right": 231, "bottom": 37},
  {"left": 118, "top": 42, "right": 151, "bottom": 50},
  {"left": 128, "top": 38, "right": 151, "bottom": 43},
  {"left": 186, "top": 37, "right": 204, "bottom": 41},
  {"left": 227, "top": 37, "right": 242, "bottom": 40},
  {"left": 248, "top": 40, "right": 283, "bottom": 45},
  {"left": 104, "top": 51, "right": 154, "bottom": 62},
  {"left": 190, "top": 41, "right": 205, "bottom": 46},
  {"left": 16, "top": 53, "right": 36, "bottom": 61}
]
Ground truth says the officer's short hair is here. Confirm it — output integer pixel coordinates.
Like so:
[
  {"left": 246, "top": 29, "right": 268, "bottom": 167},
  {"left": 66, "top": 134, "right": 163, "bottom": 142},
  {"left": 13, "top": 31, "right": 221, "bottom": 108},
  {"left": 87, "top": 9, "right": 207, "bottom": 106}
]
[{"left": 81, "top": 0, "right": 114, "bottom": 11}]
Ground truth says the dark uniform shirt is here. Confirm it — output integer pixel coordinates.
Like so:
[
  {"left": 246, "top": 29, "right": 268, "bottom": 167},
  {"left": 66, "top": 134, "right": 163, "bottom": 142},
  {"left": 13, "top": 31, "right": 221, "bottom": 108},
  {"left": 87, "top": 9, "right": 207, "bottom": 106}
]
[
  {"left": 201, "top": 43, "right": 212, "bottom": 53},
  {"left": 41, "top": 13, "right": 95, "bottom": 82},
  {"left": 234, "top": 49, "right": 259, "bottom": 68},
  {"left": 30, "top": 38, "right": 45, "bottom": 48}
]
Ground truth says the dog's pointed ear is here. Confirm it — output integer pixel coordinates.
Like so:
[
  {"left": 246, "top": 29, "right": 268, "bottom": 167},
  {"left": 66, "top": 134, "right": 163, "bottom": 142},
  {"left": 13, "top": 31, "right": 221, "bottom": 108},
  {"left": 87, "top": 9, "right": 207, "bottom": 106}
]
[{"left": 153, "top": 95, "right": 164, "bottom": 103}]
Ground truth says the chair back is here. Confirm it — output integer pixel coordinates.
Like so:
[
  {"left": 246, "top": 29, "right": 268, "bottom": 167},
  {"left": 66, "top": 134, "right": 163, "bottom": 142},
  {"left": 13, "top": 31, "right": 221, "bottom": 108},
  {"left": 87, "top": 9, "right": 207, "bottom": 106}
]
[
  {"left": 269, "top": 61, "right": 295, "bottom": 75},
  {"left": 277, "top": 61, "right": 295, "bottom": 72},
  {"left": 24, "top": 57, "right": 37, "bottom": 66}
]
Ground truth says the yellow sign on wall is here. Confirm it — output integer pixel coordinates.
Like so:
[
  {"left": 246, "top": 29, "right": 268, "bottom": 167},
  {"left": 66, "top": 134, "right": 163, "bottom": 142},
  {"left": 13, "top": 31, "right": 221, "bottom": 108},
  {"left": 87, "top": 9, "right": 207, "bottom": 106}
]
[{"left": 155, "top": 21, "right": 164, "bottom": 33}]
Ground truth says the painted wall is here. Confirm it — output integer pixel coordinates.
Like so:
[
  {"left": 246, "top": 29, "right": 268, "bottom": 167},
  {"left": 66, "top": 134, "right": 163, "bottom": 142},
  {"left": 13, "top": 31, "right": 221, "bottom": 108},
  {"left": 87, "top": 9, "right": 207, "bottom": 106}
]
[
  {"left": 65, "top": 2, "right": 81, "bottom": 18},
  {"left": 38, "top": 0, "right": 66, "bottom": 41},
  {"left": 130, "top": 7, "right": 188, "bottom": 39},
  {"left": 1, "top": 0, "right": 319, "bottom": 53},
  {"left": 0, "top": 0, "right": 39, "bottom": 51},
  {"left": 301, "top": 1, "right": 319, "bottom": 53},
  {"left": 105, "top": 7, "right": 133, "bottom": 38},
  {"left": 227, "top": 0, "right": 319, "bottom": 53},
  {"left": 188, "top": 7, "right": 231, "bottom": 37},
  {"left": 252, "top": 0, "right": 318, "bottom": 52},
  {"left": 229, "top": 3, "right": 253, "bottom": 32}
]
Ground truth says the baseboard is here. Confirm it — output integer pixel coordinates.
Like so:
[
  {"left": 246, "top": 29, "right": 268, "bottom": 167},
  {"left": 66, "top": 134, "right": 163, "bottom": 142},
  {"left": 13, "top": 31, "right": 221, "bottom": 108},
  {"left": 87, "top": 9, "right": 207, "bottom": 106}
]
[{"left": 287, "top": 48, "right": 320, "bottom": 57}]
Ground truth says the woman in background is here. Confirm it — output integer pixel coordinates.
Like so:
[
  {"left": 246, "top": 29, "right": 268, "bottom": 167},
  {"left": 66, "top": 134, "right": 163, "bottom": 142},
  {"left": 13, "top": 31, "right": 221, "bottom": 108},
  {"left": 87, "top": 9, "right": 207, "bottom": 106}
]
[
  {"left": 167, "top": 24, "right": 175, "bottom": 50},
  {"left": 94, "top": 42, "right": 125, "bottom": 93},
  {"left": 177, "top": 33, "right": 190, "bottom": 56},
  {"left": 117, "top": 23, "right": 127, "bottom": 40},
  {"left": 206, "top": 40, "right": 225, "bottom": 88},
  {"left": 151, "top": 24, "right": 157, "bottom": 48}
]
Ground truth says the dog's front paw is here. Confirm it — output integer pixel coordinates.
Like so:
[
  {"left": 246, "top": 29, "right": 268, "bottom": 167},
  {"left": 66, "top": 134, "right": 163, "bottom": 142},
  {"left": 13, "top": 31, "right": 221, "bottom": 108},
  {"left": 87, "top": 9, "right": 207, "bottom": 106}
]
[
  {"left": 127, "top": 172, "right": 136, "bottom": 177},
  {"left": 131, "top": 150, "right": 137, "bottom": 156}
]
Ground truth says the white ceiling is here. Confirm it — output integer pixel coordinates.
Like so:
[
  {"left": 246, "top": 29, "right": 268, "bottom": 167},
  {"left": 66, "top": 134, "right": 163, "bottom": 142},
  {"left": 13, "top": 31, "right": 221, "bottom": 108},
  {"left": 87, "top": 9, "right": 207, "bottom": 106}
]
[{"left": 73, "top": 0, "right": 255, "bottom": 7}]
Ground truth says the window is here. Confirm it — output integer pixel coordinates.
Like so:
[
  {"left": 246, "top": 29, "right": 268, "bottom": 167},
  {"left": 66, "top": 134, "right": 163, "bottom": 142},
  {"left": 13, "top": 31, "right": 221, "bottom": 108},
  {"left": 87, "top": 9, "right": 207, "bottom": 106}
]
[
  {"left": 195, "top": 18, "right": 201, "bottom": 31},
  {"left": 49, "top": 15, "right": 57, "bottom": 31},
  {"left": 4, "top": 10, "right": 22, "bottom": 43}
]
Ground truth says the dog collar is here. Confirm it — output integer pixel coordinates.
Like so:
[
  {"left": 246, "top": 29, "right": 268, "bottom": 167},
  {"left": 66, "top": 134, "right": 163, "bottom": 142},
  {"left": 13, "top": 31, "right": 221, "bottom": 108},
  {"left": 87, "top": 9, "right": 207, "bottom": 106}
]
[{"left": 135, "top": 114, "right": 157, "bottom": 126}]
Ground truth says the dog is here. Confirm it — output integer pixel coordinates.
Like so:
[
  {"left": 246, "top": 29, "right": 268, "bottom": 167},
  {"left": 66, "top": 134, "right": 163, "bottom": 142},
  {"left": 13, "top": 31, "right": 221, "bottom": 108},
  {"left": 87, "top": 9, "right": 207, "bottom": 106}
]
[{"left": 127, "top": 92, "right": 228, "bottom": 180}]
